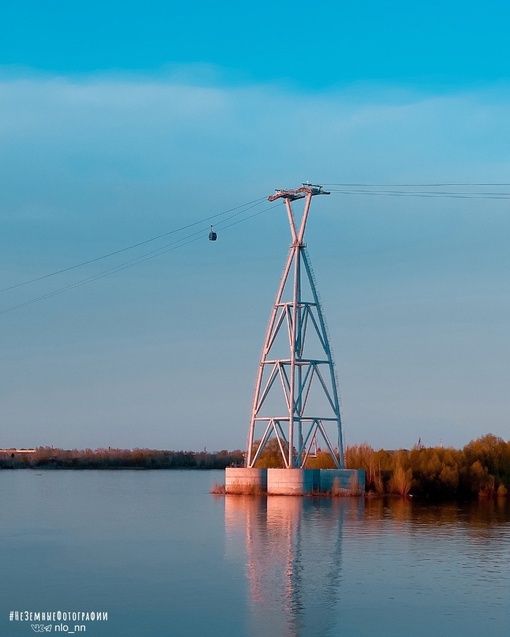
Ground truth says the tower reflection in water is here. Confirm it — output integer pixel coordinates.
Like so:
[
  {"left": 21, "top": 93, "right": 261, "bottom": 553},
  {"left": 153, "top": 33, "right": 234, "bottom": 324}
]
[{"left": 225, "top": 496, "right": 364, "bottom": 637}]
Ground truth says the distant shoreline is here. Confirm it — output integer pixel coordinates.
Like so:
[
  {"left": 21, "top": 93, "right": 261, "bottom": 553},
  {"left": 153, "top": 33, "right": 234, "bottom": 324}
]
[
  {"left": 0, "top": 447, "right": 244, "bottom": 471},
  {"left": 0, "top": 466, "right": 227, "bottom": 470},
  {"left": 1, "top": 436, "right": 509, "bottom": 502}
]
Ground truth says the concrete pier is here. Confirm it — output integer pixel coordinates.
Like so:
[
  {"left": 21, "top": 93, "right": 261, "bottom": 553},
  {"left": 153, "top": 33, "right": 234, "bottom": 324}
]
[
  {"left": 267, "top": 468, "right": 320, "bottom": 495},
  {"left": 225, "top": 467, "right": 267, "bottom": 494},
  {"left": 223, "top": 467, "right": 366, "bottom": 496}
]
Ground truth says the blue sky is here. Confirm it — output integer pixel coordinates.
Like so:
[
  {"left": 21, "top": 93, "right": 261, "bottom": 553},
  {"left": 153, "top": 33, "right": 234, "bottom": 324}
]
[
  {"left": 1, "top": 1, "right": 510, "bottom": 451},
  {"left": 2, "top": 1, "right": 510, "bottom": 86}
]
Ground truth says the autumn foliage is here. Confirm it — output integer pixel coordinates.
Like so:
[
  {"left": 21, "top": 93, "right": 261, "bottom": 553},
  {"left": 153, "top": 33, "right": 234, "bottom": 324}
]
[{"left": 344, "top": 434, "right": 510, "bottom": 500}]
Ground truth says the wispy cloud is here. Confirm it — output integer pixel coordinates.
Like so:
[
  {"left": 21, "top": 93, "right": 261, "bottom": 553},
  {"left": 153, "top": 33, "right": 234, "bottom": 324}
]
[{"left": 2, "top": 70, "right": 510, "bottom": 184}]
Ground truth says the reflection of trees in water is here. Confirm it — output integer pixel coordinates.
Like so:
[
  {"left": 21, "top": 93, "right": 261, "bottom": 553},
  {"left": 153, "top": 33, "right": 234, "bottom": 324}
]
[
  {"left": 363, "top": 497, "right": 510, "bottom": 566},
  {"left": 225, "top": 497, "right": 364, "bottom": 637},
  {"left": 364, "top": 496, "right": 510, "bottom": 529}
]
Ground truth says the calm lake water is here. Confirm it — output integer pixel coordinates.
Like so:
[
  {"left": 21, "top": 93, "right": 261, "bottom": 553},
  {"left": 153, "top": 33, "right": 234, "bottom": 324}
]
[{"left": 0, "top": 470, "right": 509, "bottom": 637}]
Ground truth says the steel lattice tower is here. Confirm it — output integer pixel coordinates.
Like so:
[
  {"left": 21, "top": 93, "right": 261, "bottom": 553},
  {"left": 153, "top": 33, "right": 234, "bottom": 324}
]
[{"left": 246, "top": 184, "right": 344, "bottom": 469}]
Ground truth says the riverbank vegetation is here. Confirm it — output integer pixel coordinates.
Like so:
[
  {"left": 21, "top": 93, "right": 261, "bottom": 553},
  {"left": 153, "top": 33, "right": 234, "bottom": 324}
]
[
  {"left": 342, "top": 434, "right": 510, "bottom": 500},
  {"left": 266, "top": 434, "right": 510, "bottom": 500}
]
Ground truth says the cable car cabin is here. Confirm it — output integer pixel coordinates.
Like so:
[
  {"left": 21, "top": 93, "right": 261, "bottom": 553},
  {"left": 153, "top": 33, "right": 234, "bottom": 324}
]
[{"left": 209, "top": 227, "right": 217, "bottom": 241}]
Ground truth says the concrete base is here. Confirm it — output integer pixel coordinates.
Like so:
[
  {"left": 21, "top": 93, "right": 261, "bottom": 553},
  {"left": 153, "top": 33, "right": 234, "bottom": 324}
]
[
  {"left": 225, "top": 467, "right": 267, "bottom": 494},
  {"left": 223, "top": 467, "right": 366, "bottom": 496},
  {"left": 267, "top": 468, "right": 320, "bottom": 495},
  {"left": 320, "top": 469, "right": 365, "bottom": 495}
]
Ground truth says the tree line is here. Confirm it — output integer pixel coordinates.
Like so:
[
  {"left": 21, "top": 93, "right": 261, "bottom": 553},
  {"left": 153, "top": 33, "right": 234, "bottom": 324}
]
[
  {"left": 255, "top": 433, "right": 510, "bottom": 500},
  {"left": 0, "top": 447, "right": 244, "bottom": 470},
  {"left": 343, "top": 434, "right": 510, "bottom": 499}
]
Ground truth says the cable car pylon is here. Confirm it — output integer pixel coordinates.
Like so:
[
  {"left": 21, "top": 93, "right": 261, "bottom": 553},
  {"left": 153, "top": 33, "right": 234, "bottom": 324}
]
[{"left": 245, "top": 184, "right": 345, "bottom": 469}]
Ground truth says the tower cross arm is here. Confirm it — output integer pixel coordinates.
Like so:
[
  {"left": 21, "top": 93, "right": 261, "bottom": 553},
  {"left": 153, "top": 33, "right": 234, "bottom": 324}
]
[{"left": 268, "top": 184, "right": 330, "bottom": 202}]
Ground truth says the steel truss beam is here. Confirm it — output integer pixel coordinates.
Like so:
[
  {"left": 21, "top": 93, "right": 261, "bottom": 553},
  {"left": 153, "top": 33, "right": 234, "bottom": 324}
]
[{"left": 246, "top": 185, "right": 344, "bottom": 469}]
